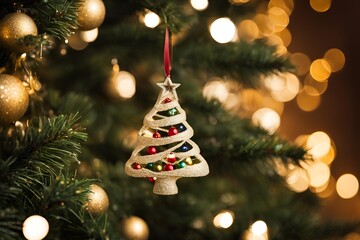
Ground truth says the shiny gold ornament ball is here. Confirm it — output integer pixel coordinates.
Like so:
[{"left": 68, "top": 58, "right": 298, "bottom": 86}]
[
  {"left": 0, "top": 12, "right": 38, "bottom": 53},
  {"left": 122, "top": 216, "right": 149, "bottom": 240},
  {"left": 77, "top": 0, "right": 106, "bottom": 31},
  {"left": 0, "top": 74, "right": 29, "bottom": 124},
  {"left": 86, "top": 184, "right": 109, "bottom": 215}
]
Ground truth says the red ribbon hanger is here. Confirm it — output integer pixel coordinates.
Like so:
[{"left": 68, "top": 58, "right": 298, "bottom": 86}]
[{"left": 164, "top": 27, "right": 172, "bottom": 77}]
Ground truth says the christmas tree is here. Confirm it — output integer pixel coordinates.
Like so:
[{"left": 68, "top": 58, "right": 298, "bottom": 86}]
[{"left": 0, "top": 0, "right": 357, "bottom": 239}]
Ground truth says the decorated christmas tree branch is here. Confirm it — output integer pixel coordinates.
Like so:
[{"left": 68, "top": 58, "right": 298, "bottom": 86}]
[{"left": 179, "top": 40, "right": 294, "bottom": 87}]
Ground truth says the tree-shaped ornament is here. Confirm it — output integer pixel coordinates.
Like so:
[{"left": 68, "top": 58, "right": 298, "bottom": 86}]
[{"left": 125, "top": 77, "right": 209, "bottom": 195}]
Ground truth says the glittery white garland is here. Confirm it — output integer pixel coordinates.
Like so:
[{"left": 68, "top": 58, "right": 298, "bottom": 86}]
[{"left": 125, "top": 77, "right": 209, "bottom": 195}]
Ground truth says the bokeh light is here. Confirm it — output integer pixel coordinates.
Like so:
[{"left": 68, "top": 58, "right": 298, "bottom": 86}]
[
  {"left": 268, "top": 0, "right": 294, "bottom": 15},
  {"left": 276, "top": 28, "right": 292, "bottom": 47},
  {"left": 250, "top": 220, "right": 268, "bottom": 236},
  {"left": 112, "top": 71, "right": 136, "bottom": 99},
  {"left": 310, "top": 0, "right": 332, "bottom": 12},
  {"left": 252, "top": 107, "right": 280, "bottom": 134},
  {"left": 143, "top": 11, "right": 160, "bottom": 28},
  {"left": 310, "top": 59, "right": 331, "bottom": 82},
  {"left": 336, "top": 174, "right": 359, "bottom": 199},
  {"left": 286, "top": 166, "right": 309, "bottom": 192},
  {"left": 304, "top": 74, "right": 328, "bottom": 96},
  {"left": 296, "top": 90, "right": 321, "bottom": 112},
  {"left": 210, "top": 17, "right": 237, "bottom": 43},
  {"left": 190, "top": 0, "right": 209, "bottom": 11},
  {"left": 324, "top": 48, "right": 345, "bottom": 72},
  {"left": 290, "top": 52, "right": 311, "bottom": 76},
  {"left": 202, "top": 78, "right": 229, "bottom": 103},
  {"left": 307, "top": 162, "right": 331, "bottom": 188},
  {"left": 306, "top": 131, "right": 331, "bottom": 159},
  {"left": 265, "top": 73, "right": 300, "bottom": 102},
  {"left": 79, "top": 28, "right": 99, "bottom": 42},
  {"left": 237, "top": 19, "right": 259, "bottom": 41},
  {"left": 253, "top": 14, "right": 274, "bottom": 37},
  {"left": 23, "top": 215, "right": 49, "bottom": 240},
  {"left": 213, "top": 211, "right": 234, "bottom": 229},
  {"left": 268, "top": 7, "right": 289, "bottom": 32},
  {"left": 316, "top": 176, "right": 336, "bottom": 198}
]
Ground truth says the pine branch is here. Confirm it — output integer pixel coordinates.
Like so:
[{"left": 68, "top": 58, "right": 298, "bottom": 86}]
[{"left": 178, "top": 40, "right": 294, "bottom": 88}]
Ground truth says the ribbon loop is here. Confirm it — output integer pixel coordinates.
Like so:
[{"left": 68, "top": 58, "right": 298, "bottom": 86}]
[{"left": 164, "top": 27, "right": 171, "bottom": 77}]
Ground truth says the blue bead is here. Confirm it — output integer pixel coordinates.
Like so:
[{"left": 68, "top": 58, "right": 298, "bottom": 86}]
[
  {"left": 178, "top": 124, "right": 186, "bottom": 132},
  {"left": 181, "top": 145, "right": 189, "bottom": 152}
]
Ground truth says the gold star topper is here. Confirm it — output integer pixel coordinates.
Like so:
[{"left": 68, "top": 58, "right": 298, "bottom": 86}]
[{"left": 156, "top": 77, "right": 180, "bottom": 102}]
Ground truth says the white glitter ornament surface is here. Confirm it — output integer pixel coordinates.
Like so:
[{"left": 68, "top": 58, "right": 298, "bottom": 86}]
[{"left": 125, "top": 77, "right": 209, "bottom": 195}]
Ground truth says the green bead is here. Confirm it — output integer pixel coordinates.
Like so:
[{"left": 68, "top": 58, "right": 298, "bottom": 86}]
[
  {"left": 168, "top": 108, "right": 178, "bottom": 116},
  {"left": 177, "top": 161, "right": 187, "bottom": 169},
  {"left": 146, "top": 163, "right": 154, "bottom": 169}
]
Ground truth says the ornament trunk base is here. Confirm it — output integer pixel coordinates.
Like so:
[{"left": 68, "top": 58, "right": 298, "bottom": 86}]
[{"left": 153, "top": 177, "right": 179, "bottom": 195}]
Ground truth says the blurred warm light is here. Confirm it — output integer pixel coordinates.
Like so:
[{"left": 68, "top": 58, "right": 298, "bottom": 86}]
[
  {"left": 304, "top": 74, "right": 328, "bottom": 96},
  {"left": 202, "top": 78, "right": 229, "bottom": 103},
  {"left": 192, "top": 218, "right": 205, "bottom": 229},
  {"left": 324, "top": 48, "right": 345, "bottom": 72},
  {"left": 275, "top": 28, "right": 292, "bottom": 47},
  {"left": 286, "top": 167, "right": 309, "bottom": 192},
  {"left": 241, "top": 89, "right": 264, "bottom": 113},
  {"left": 316, "top": 176, "right": 336, "bottom": 198},
  {"left": 79, "top": 28, "right": 99, "bottom": 42},
  {"left": 265, "top": 73, "right": 300, "bottom": 102},
  {"left": 267, "top": 7, "right": 289, "bottom": 32},
  {"left": 268, "top": 0, "right": 294, "bottom": 15},
  {"left": 296, "top": 91, "right": 321, "bottom": 112},
  {"left": 250, "top": 220, "right": 268, "bottom": 236},
  {"left": 310, "top": 0, "right": 332, "bottom": 12},
  {"left": 307, "top": 131, "right": 331, "bottom": 159},
  {"left": 237, "top": 19, "right": 259, "bottom": 41},
  {"left": 294, "top": 134, "right": 309, "bottom": 146},
  {"left": 266, "top": 34, "right": 283, "bottom": 46},
  {"left": 67, "top": 31, "right": 88, "bottom": 50},
  {"left": 231, "top": 0, "right": 250, "bottom": 4},
  {"left": 318, "top": 142, "right": 336, "bottom": 165},
  {"left": 210, "top": 18, "right": 237, "bottom": 44},
  {"left": 310, "top": 59, "right": 331, "bottom": 82},
  {"left": 213, "top": 211, "right": 234, "bottom": 229},
  {"left": 143, "top": 11, "right": 161, "bottom": 28},
  {"left": 290, "top": 52, "right": 311, "bottom": 76},
  {"left": 112, "top": 71, "right": 136, "bottom": 98},
  {"left": 23, "top": 215, "right": 49, "bottom": 240},
  {"left": 252, "top": 108, "right": 280, "bottom": 134},
  {"left": 253, "top": 14, "right": 274, "bottom": 37},
  {"left": 262, "top": 96, "right": 284, "bottom": 115},
  {"left": 122, "top": 129, "right": 138, "bottom": 148},
  {"left": 307, "top": 162, "right": 330, "bottom": 188},
  {"left": 223, "top": 92, "right": 241, "bottom": 111},
  {"left": 336, "top": 174, "right": 359, "bottom": 199},
  {"left": 190, "top": 0, "right": 209, "bottom": 11},
  {"left": 345, "top": 233, "right": 360, "bottom": 240}
]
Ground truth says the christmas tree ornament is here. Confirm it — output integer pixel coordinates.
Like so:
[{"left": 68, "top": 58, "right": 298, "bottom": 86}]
[
  {"left": 0, "top": 12, "right": 38, "bottom": 53},
  {"left": 85, "top": 184, "right": 109, "bottom": 215},
  {"left": 0, "top": 74, "right": 29, "bottom": 124},
  {"left": 125, "top": 26, "right": 209, "bottom": 195},
  {"left": 77, "top": 0, "right": 106, "bottom": 31},
  {"left": 22, "top": 215, "right": 49, "bottom": 240},
  {"left": 122, "top": 216, "right": 149, "bottom": 240}
]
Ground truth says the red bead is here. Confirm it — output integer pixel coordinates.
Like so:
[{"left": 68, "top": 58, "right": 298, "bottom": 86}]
[
  {"left": 168, "top": 127, "right": 178, "bottom": 136},
  {"left": 167, "top": 152, "right": 177, "bottom": 163},
  {"left": 153, "top": 131, "right": 161, "bottom": 138},
  {"left": 147, "top": 146, "right": 157, "bottom": 155},
  {"left": 164, "top": 164, "right": 174, "bottom": 171},
  {"left": 163, "top": 97, "right": 172, "bottom": 103},
  {"left": 132, "top": 163, "right": 141, "bottom": 169},
  {"left": 148, "top": 177, "right": 156, "bottom": 183}
]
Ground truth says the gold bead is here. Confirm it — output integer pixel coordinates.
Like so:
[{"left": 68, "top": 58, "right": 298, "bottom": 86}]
[
  {"left": 0, "top": 74, "right": 29, "bottom": 124},
  {"left": 86, "top": 184, "right": 109, "bottom": 215},
  {"left": 0, "top": 12, "right": 38, "bottom": 53},
  {"left": 185, "top": 157, "right": 193, "bottom": 166},
  {"left": 122, "top": 216, "right": 149, "bottom": 240},
  {"left": 77, "top": 0, "right": 106, "bottom": 31}
]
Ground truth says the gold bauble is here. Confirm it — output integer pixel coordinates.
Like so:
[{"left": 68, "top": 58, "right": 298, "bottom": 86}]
[
  {"left": 0, "top": 12, "right": 38, "bottom": 53},
  {"left": 86, "top": 184, "right": 109, "bottom": 215},
  {"left": 122, "top": 216, "right": 149, "bottom": 240},
  {"left": 77, "top": 0, "right": 106, "bottom": 31},
  {"left": 0, "top": 74, "right": 29, "bottom": 124}
]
